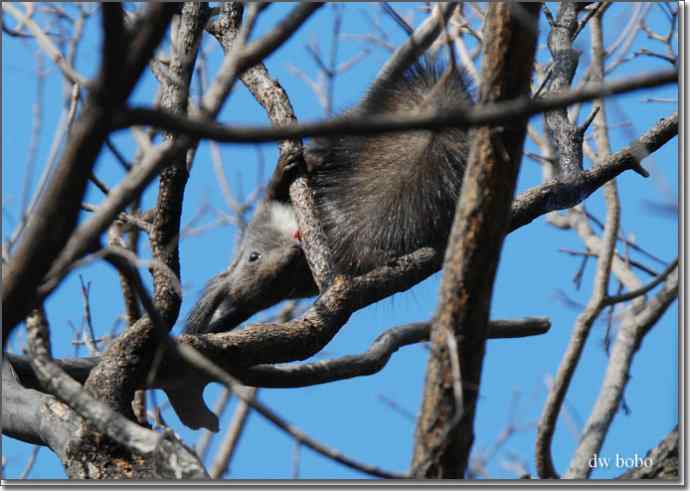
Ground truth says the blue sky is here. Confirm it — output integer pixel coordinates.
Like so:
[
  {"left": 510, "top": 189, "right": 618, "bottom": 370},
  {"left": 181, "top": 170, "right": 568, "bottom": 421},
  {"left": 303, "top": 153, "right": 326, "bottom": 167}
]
[{"left": 2, "top": 3, "right": 679, "bottom": 480}]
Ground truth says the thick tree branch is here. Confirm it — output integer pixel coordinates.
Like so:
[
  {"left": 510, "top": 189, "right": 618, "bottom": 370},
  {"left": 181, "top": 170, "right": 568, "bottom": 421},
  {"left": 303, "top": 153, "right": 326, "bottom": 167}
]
[
  {"left": 411, "top": 3, "right": 541, "bottom": 479},
  {"left": 148, "top": 2, "right": 207, "bottom": 329},
  {"left": 226, "top": 318, "right": 551, "bottom": 388},
  {"left": 5, "top": 314, "right": 549, "bottom": 436},
  {"left": 6, "top": 318, "right": 550, "bottom": 389},
  {"left": 99, "top": 4, "right": 126, "bottom": 106},
  {"left": 543, "top": 2, "right": 582, "bottom": 177},
  {"left": 23, "top": 308, "right": 207, "bottom": 479},
  {"left": 120, "top": 4, "right": 183, "bottom": 105},
  {"left": 2, "top": 361, "right": 71, "bottom": 448}
]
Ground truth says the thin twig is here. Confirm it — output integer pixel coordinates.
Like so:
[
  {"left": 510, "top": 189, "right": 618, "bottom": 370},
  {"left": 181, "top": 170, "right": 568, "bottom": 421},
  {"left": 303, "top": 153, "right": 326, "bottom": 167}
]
[
  {"left": 80, "top": 202, "right": 152, "bottom": 234},
  {"left": 19, "top": 53, "right": 46, "bottom": 225},
  {"left": 209, "top": 386, "right": 257, "bottom": 478},
  {"left": 78, "top": 275, "right": 100, "bottom": 354},
  {"left": 18, "top": 446, "right": 41, "bottom": 479},
  {"left": 603, "top": 259, "right": 678, "bottom": 306},
  {"left": 175, "top": 342, "right": 406, "bottom": 479},
  {"left": 583, "top": 210, "right": 669, "bottom": 266},
  {"left": 2, "top": 3, "right": 89, "bottom": 86},
  {"left": 558, "top": 248, "right": 659, "bottom": 277}
]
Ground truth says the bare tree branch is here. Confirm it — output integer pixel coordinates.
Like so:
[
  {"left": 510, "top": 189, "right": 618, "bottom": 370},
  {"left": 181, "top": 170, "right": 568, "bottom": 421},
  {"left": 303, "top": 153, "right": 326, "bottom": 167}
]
[
  {"left": 2, "top": 3, "right": 179, "bottom": 345},
  {"left": 23, "top": 307, "right": 208, "bottom": 478},
  {"left": 115, "top": 69, "right": 677, "bottom": 144},
  {"left": 208, "top": 385, "right": 256, "bottom": 479},
  {"left": 411, "top": 3, "right": 541, "bottom": 478},
  {"left": 174, "top": 341, "right": 406, "bottom": 479},
  {"left": 511, "top": 112, "right": 677, "bottom": 232},
  {"left": 4, "top": 314, "right": 549, "bottom": 443},
  {"left": 2, "top": 361, "right": 67, "bottom": 447},
  {"left": 566, "top": 268, "right": 678, "bottom": 478},
  {"left": 536, "top": 7, "right": 622, "bottom": 476},
  {"left": 99, "top": 3, "right": 125, "bottom": 105},
  {"left": 233, "top": 318, "right": 551, "bottom": 388},
  {"left": 2, "top": 3, "right": 88, "bottom": 86}
]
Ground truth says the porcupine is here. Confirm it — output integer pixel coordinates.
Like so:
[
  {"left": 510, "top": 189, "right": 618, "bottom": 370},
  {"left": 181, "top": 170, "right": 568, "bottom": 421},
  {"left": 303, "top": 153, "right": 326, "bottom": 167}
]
[{"left": 185, "top": 62, "right": 471, "bottom": 334}]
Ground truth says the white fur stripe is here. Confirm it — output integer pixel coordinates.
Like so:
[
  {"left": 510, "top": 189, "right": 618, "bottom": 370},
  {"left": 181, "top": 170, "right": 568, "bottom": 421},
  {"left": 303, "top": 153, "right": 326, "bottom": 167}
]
[{"left": 268, "top": 202, "right": 298, "bottom": 238}]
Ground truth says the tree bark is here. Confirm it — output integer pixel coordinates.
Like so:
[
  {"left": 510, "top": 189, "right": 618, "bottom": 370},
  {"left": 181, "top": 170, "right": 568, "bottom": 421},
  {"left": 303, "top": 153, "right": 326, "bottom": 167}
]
[
  {"left": 618, "top": 426, "right": 679, "bottom": 480},
  {"left": 410, "top": 3, "right": 541, "bottom": 479}
]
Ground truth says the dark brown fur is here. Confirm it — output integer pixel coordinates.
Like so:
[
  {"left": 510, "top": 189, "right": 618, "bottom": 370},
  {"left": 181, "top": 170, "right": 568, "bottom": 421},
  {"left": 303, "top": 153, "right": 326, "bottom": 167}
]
[
  {"left": 185, "top": 63, "right": 471, "bottom": 334},
  {"left": 307, "top": 63, "right": 471, "bottom": 274}
]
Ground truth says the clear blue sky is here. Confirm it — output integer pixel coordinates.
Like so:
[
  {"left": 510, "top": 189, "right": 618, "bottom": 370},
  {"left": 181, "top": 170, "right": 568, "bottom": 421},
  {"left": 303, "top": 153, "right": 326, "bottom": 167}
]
[{"left": 2, "top": 3, "right": 678, "bottom": 480}]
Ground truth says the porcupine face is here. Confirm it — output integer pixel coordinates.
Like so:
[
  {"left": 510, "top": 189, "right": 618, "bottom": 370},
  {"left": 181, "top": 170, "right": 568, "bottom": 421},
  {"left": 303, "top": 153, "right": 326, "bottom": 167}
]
[{"left": 184, "top": 202, "right": 316, "bottom": 334}]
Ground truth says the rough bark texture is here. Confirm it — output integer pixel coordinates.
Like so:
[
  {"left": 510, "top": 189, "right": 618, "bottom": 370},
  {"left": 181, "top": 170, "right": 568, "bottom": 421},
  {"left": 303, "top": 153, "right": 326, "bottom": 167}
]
[
  {"left": 617, "top": 426, "right": 679, "bottom": 480},
  {"left": 49, "top": 3, "right": 208, "bottom": 478},
  {"left": 508, "top": 112, "right": 676, "bottom": 231},
  {"left": 410, "top": 3, "right": 541, "bottom": 479},
  {"left": 543, "top": 2, "right": 584, "bottom": 178},
  {"left": 13, "top": 307, "right": 207, "bottom": 480},
  {"left": 84, "top": 3, "right": 207, "bottom": 416},
  {"left": 150, "top": 3, "right": 208, "bottom": 327}
]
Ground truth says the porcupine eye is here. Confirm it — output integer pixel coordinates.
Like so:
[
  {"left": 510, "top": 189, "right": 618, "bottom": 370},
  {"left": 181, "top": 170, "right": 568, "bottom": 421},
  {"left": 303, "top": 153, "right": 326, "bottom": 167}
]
[{"left": 248, "top": 251, "right": 261, "bottom": 263}]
